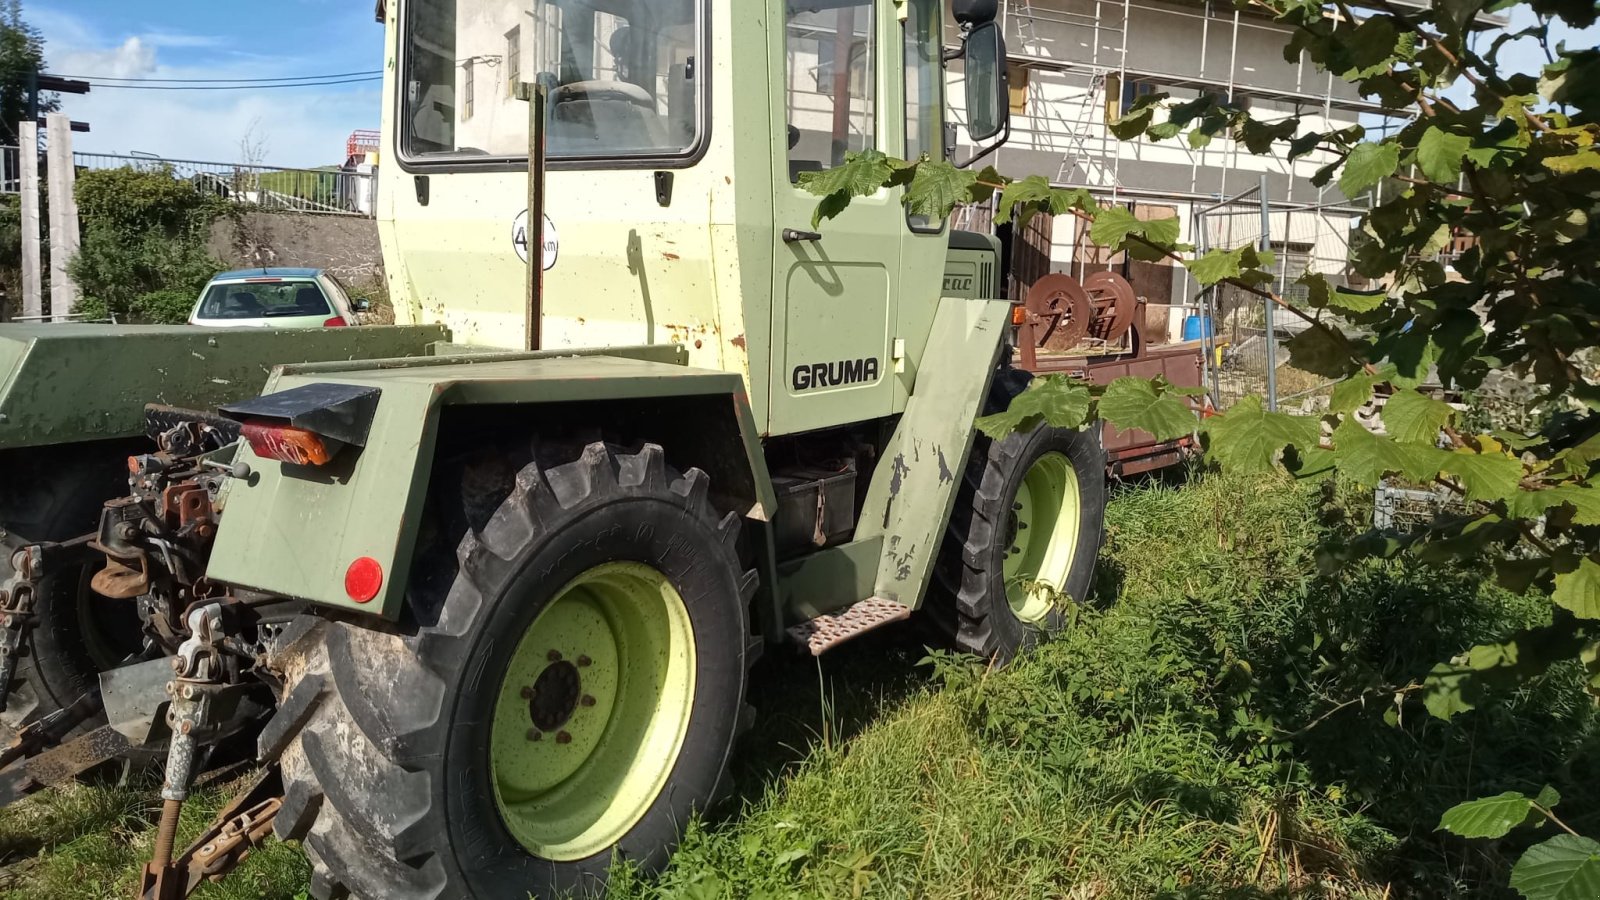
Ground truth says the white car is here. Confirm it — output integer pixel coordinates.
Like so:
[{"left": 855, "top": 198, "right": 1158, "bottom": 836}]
[{"left": 188, "top": 268, "right": 366, "bottom": 329}]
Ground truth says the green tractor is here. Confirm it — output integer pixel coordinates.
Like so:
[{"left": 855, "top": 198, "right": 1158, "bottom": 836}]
[{"left": 0, "top": 0, "right": 1117, "bottom": 896}]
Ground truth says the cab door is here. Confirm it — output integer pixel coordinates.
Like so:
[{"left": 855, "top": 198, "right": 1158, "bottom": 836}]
[{"left": 767, "top": 0, "right": 901, "bottom": 436}]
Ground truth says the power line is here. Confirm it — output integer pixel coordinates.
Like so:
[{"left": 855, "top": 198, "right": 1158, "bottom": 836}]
[
  {"left": 53, "top": 69, "right": 383, "bottom": 84},
  {"left": 86, "top": 76, "right": 383, "bottom": 91}
]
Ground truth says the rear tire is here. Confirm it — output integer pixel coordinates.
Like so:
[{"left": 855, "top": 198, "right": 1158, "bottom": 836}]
[
  {"left": 931, "top": 423, "right": 1107, "bottom": 663},
  {"left": 267, "top": 441, "right": 758, "bottom": 900},
  {"left": 0, "top": 449, "right": 143, "bottom": 738}
]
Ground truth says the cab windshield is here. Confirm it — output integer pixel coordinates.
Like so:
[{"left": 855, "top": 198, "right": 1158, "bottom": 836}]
[{"left": 402, "top": 0, "right": 702, "bottom": 162}]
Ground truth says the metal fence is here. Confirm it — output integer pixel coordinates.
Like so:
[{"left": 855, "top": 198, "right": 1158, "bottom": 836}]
[
  {"left": 71, "top": 152, "right": 377, "bottom": 217},
  {"left": 1194, "top": 180, "right": 1364, "bottom": 414},
  {"left": 0, "top": 147, "right": 376, "bottom": 216}
]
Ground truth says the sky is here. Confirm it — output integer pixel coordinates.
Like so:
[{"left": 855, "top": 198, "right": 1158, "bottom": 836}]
[
  {"left": 30, "top": 0, "right": 386, "bottom": 168},
  {"left": 24, "top": 1, "right": 1599, "bottom": 170}
]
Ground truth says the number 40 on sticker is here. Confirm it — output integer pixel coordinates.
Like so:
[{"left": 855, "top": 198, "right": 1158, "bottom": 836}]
[{"left": 511, "top": 210, "right": 559, "bottom": 271}]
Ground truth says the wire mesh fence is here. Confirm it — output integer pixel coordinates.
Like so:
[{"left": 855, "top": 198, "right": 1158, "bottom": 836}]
[{"left": 1194, "top": 183, "right": 1366, "bottom": 414}]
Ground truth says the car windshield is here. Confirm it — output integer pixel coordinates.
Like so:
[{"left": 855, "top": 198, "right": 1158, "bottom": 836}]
[
  {"left": 401, "top": 0, "right": 702, "bottom": 161},
  {"left": 196, "top": 281, "right": 332, "bottom": 320}
]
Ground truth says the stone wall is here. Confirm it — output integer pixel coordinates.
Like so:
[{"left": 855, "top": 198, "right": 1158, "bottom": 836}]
[{"left": 208, "top": 211, "right": 382, "bottom": 282}]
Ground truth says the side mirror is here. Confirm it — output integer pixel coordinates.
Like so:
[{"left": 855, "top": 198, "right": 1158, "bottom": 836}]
[
  {"left": 354, "top": 299, "right": 372, "bottom": 313},
  {"left": 963, "top": 22, "right": 1009, "bottom": 143},
  {"left": 952, "top": 0, "right": 999, "bottom": 27}
]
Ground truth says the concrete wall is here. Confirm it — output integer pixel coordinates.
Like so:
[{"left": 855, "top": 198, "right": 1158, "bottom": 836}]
[{"left": 208, "top": 212, "right": 383, "bottom": 282}]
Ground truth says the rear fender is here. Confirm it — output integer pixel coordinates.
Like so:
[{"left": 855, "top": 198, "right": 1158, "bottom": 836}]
[{"left": 204, "top": 346, "right": 774, "bottom": 618}]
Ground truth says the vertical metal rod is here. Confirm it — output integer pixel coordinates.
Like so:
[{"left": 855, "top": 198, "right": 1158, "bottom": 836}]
[
  {"left": 525, "top": 83, "right": 547, "bottom": 352},
  {"left": 1259, "top": 173, "right": 1276, "bottom": 412},
  {"left": 18, "top": 121, "right": 41, "bottom": 321}
]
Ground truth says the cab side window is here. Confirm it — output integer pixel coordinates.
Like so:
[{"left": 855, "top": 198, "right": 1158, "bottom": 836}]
[{"left": 784, "top": 0, "right": 876, "bottom": 183}]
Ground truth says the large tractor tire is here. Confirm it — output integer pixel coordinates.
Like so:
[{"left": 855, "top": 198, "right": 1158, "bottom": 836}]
[
  {"left": 931, "top": 421, "right": 1107, "bottom": 663},
  {"left": 0, "top": 447, "right": 144, "bottom": 739},
  {"left": 265, "top": 442, "right": 758, "bottom": 900}
]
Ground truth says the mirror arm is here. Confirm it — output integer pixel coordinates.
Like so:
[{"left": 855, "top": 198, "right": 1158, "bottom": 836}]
[{"left": 954, "top": 118, "right": 1009, "bottom": 170}]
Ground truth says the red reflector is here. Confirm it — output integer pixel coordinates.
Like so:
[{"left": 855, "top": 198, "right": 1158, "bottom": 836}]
[
  {"left": 1011, "top": 305, "right": 1028, "bottom": 326},
  {"left": 323, "top": 316, "right": 348, "bottom": 328},
  {"left": 345, "top": 557, "right": 383, "bottom": 603},
  {"left": 241, "top": 421, "right": 333, "bottom": 466}
]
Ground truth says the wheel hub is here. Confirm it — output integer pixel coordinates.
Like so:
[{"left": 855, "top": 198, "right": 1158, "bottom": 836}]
[{"left": 526, "top": 659, "right": 582, "bottom": 734}]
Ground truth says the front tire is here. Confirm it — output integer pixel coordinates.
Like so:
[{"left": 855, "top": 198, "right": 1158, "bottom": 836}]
[
  {"left": 932, "top": 423, "right": 1107, "bottom": 663},
  {"left": 267, "top": 442, "right": 757, "bottom": 899}
]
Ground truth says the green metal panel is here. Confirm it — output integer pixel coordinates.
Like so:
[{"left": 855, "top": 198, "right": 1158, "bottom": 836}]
[
  {"left": 0, "top": 324, "right": 448, "bottom": 450},
  {"left": 854, "top": 295, "right": 1011, "bottom": 608},
  {"left": 774, "top": 535, "right": 884, "bottom": 624},
  {"left": 206, "top": 353, "right": 761, "bottom": 618}
]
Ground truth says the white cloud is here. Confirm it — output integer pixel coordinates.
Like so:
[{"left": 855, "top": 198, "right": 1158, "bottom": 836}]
[{"left": 33, "top": 8, "right": 381, "bottom": 169}]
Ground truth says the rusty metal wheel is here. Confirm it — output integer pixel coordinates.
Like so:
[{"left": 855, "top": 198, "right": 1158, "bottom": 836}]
[
  {"left": 1027, "top": 274, "right": 1094, "bottom": 352},
  {"left": 1083, "top": 271, "right": 1139, "bottom": 345}
]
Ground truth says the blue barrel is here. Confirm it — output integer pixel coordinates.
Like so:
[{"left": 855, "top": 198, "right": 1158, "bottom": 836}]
[{"left": 1182, "top": 315, "right": 1214, "bottom": 341}]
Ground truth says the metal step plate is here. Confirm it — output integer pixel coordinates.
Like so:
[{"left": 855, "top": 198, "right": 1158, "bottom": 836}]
[{"left": 786, "top": 597, "right": 911, "bottom": 656}]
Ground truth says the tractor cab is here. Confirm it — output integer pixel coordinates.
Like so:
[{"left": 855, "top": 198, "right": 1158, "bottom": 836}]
[{"left": 376, "top": 0, "right": 1009, "bottom": 436}]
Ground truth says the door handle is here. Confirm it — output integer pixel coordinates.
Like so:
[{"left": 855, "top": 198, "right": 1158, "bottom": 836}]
[{"left": 782, "top": 228, "right": 823, "bottom": 243}]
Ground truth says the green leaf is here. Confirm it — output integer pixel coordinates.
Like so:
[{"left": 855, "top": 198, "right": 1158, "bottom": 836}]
[
  {"left": 1382, "top": 390, "right": 1455, "bottom": 445},
  {"left": 1089, "top": 208, "right": 1181, "bottom": 251},
  {"left": 1543, "top": 149, "right": 1600, "bottom": 173},
  {"left": 904, "top": 160, "right": 979, "bottom": 220},
  {"left": 1339, "top": 142, "right": 1401, "bottom": 197},
  {"left": 1202, "top": 396, "right": 1320, "bottom": 475},
  {"left": 1423, "top": 663, "right": 1480, "bottom": 720},
  {"left": 1089, "top": 207, "right": 1148, "bottom": 248},
  {"left": 1507, "top": 485, "right": 1600, "bottom": 525},
  {"left": 1332, "top": 417, "right": 1446, "bottom": 487},
  {"left": 975, "top": 377, "right": 1093, "bottom": 439},
  {"left": 1329, "top": 286, "right": 1388, "bottom": 313},
  {"left": 798, "top": 149, "right": 901, "bottom": 199},
  {"left": 1439, "top": 449, "right": 1524, "bottom": 503},
  {"left": 1331, "top": 373, "right": 1378, "bottom": 416},
  {"left": 1553, "top": 557, "right": 1600, "bottom": 620},
  {"left": 1184, "top": 247, "right": 1247, "bottom": 286},
  {"left": 995, "top": 175, "right": 1056, "bottom": 225},
  {"left": 1285, "top": 325, "right": 1361, "bottom": 379},
  {"left": 1098, "top": 377, "right": 1196, "bottom": 441},
  {"left": 1438, "top": 792, "right": 1537, "bottom": 839},
  {"left": 1417, "top": 126, "right": 1472, "bottom": 182},
  {"left": 1510, "top": 835, "right": 1600, "bottom": 900}
]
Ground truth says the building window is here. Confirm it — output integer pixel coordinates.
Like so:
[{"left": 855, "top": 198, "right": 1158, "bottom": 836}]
[
  {"left": 786, "top": 0, "right": 875, "bottom": 182},
  {"left": 1118, "top": 78, "right": 1159, "bottom": 115},
  {"left": 461, "top": 61, "right": 475, "bottom": 121},
  {"left": 505, "top": 26, "right": 521, "bottom": 96}
]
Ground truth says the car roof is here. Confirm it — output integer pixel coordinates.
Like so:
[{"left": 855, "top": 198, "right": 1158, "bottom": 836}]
[{"left": 211, "top": 267, "right": 324, "bottom": 282}]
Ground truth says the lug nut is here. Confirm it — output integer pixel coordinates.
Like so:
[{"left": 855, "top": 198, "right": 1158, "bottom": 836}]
[
  {"left": 520, "top": 686, "right": 534, "bottom": 700},
  {"left": 580, "top": 695, "right": 596, "bottom": 707},
  {"left": 577, "top": 655, "right": 591, "bottom": 667},
  {"left": 547, "top": 650, "right": 563, "bottom": 662},
  {"left": 1018, "top": 522, "right": 1029, "bottom": 530},
  {"left": 527, "top": 729, "right": 542, "bottom": 741},
  {"left": 1014, "top": 503, "right": 1024, "bottom": 511},
  {"left": 556, "top": 731, "right": 572, "bottom": 744}
]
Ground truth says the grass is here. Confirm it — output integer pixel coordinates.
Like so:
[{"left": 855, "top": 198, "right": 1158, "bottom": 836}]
[{"left": 0, "top": 471, "right": 1592, "bottom": 898}]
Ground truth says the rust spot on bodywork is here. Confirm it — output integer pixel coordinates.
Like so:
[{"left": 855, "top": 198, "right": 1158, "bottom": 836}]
[
  {"left": 730, "top": 334, "right": 746, "bottom": 350},
  {"left": 662, "top": 253, "right": 681, "bottom": 261}
]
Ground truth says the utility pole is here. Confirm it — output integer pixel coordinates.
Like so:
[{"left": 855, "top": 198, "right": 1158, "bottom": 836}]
[
  {"left": 18, "top": 120, "right": 41, "bottom": 320},
  {"left": 45, "top": 113, "right": 79, "bottom": 321}
]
